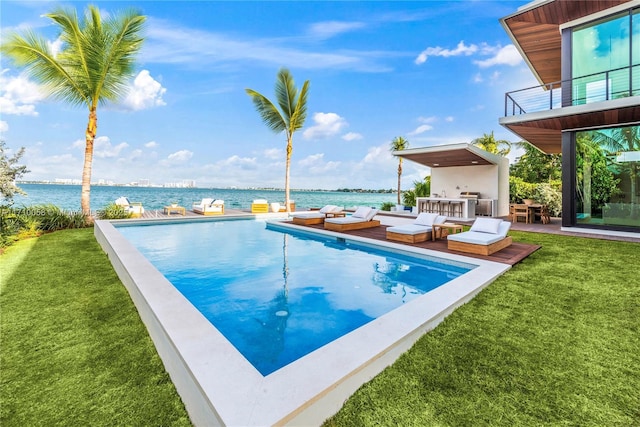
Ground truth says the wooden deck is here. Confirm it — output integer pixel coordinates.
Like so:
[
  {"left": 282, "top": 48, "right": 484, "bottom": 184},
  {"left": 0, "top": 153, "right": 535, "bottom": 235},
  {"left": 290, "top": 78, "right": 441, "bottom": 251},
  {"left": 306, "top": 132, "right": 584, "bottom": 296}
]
[{"left": 297, "top": 222, "right": 541, "bottom": 266}]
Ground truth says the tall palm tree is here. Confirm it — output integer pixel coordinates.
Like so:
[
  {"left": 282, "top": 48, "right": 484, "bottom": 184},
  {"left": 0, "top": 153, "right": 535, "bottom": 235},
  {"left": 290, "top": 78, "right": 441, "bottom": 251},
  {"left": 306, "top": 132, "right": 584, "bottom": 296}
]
[
  {"left": 1, "top": 5, "right": 146, "bottom": 219},
  {"left": 472, "top": 131, "right": 512, "bottom": 156},
  {"left": 390, "top": 136, "right": 409, "bottom": 204},
  {"left": 246, "top": 68, "right": 309, "bottom": 213}
]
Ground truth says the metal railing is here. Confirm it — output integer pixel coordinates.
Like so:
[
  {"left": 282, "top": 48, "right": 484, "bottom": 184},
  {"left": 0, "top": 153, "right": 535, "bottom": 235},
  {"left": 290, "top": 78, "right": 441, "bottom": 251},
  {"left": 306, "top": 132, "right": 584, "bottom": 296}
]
[{"left": 504, "top": 64, "right": 640, "bottom": 117}]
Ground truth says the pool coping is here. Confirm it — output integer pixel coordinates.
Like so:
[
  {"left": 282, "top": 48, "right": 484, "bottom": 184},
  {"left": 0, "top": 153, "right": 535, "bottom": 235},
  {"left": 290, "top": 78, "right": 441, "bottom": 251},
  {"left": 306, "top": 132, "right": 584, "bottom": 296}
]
[{"left": 94, "top": 217, "right": 511, "bottom": 426}]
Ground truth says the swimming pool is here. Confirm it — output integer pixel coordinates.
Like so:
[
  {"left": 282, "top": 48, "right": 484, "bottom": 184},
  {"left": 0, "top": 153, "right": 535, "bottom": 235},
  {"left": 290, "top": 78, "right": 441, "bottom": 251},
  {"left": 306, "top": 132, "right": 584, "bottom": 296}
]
[
  {"left": 95, "top": 216, "right": 511, "bottom": 426},
  {"left": 116, "top": 219, "right": 473, "bottom": 375}
]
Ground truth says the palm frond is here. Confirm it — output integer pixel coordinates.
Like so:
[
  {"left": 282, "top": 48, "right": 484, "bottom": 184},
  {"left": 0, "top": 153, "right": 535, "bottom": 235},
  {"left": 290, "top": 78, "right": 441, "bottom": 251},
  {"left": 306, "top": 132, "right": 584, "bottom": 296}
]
[
  {"left": 289, "top": 80, "right": 310, "bottom": 133},
  {"left": 275, "top": 68, "right": 297, "bottom": 123},
  {"left": 245, "top": 89, "right": 287, "bottom": 133}
]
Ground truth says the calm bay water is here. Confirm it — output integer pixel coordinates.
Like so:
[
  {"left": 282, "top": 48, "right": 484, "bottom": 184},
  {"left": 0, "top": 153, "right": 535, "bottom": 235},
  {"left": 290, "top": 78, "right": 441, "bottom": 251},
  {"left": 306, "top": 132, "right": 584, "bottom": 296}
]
[{"left": 12, "top": 184, "right": 395, "bottom": 212}]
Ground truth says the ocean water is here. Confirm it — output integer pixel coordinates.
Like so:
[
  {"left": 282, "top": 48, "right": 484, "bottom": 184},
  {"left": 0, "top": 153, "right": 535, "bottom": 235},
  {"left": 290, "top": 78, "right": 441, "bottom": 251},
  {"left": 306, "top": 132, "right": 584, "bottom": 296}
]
[{"left": 11, "top": 183, "right": 396, "bottom": 212}]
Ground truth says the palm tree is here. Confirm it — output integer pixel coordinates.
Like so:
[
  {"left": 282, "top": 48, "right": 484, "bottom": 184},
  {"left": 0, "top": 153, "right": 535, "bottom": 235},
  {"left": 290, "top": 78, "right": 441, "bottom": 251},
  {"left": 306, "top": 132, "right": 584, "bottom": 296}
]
[
  {"left": 390, "top": 136, "right": 409, "bottom": 204},
  {"left": 1, "top": 5, "right": 146, "bottom": 219},
  {"left": 246, "top": 68, "right": 309, "bottom": 213},
  {"left": 472, "top": 131, "right": 512, "bottom": 156}
]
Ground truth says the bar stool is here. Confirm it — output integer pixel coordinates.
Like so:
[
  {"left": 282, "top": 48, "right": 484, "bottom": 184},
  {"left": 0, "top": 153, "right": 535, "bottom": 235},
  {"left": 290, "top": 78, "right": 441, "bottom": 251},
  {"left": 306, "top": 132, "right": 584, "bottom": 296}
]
[
  {"left": 439, "top": 200, "right": 450, "bottom": 216},
  {"left": 428, "top": 200, "right": 440, "bottom": 214},
  {"left": 449, "top": 201, "right": 463, "bottom": 218}
]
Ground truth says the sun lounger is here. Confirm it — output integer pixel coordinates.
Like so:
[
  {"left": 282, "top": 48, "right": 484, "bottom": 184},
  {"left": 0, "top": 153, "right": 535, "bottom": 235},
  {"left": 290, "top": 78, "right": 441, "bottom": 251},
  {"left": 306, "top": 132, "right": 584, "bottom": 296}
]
[
  {"left": 251, "top": 199, "right": 269, "bottom": 213},
  {"left": 192, "top": 198, "right": 224, "bottom": 215},
  {"left": 114, "top": 197, "right": 144, "bottom": 218},
  {"left": 447, "top": 217, "right": 512, "bottom": 255},
  {"left": 290, "top": 205, "right": 344, "bottom": 225},
  {"left": 386, "top": 213, "right": 447, "bottom": 243},
  {"left": 324, "top": 207, "right": 380, "bottom": 231}
]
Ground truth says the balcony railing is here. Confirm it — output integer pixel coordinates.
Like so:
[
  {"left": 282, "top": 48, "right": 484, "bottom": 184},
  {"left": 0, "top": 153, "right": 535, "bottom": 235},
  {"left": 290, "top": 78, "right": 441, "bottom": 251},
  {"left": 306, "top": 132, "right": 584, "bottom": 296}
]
[{"left": 504, "top": 64, "right": 640, "bottom": 117}]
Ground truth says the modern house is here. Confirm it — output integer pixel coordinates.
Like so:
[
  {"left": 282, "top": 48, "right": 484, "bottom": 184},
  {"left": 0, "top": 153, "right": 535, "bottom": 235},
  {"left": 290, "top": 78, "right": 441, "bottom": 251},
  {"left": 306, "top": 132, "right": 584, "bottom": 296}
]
[{"left": 499, "top": 0, "right": 640, "bottom": 234}]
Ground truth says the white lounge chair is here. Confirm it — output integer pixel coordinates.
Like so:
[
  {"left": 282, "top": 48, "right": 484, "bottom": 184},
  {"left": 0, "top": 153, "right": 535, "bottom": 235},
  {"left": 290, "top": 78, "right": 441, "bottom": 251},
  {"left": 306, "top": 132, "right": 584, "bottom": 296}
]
[
  {"left": 114, "top": 197, "right": 144, "bottom": 218},
  {"left": 324, "top": 207, "right": 380, "bottom": 231},
  {"left": 386, "top": 213, "right": 447, "bottom": 243},
  {"left": 192, "top": 198, "right": 224, "bottom": 215},
  {"left": 447, "top": 217, "right": 512, "bottom": 255},
  {"left": 290, "top": 205, "right": 344, "bottom": 225}
]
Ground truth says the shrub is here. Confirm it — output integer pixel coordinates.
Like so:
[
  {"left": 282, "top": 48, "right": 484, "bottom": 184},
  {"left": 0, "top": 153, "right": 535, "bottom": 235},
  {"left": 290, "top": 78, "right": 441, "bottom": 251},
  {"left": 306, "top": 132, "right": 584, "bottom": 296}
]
[
  {"left": 380, "top": 202, "right": 394, "bottom": 211},
  {"left": 96, "top": 203, "right": 132, "bottom": 220}
]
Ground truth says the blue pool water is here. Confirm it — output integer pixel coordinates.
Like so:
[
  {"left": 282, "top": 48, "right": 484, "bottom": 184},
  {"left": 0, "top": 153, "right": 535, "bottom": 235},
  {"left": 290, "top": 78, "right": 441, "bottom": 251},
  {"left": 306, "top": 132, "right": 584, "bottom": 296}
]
[{"left": 116, "top": 219, "right": 474, "bottom": 375}]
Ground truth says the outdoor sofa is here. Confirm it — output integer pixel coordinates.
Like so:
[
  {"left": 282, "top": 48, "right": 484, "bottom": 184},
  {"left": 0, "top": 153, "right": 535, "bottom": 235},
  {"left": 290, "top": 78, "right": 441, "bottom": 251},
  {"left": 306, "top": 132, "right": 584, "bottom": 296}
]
[
  {"left": 114, "top": 197, "right": 144, "bottom": 218},
  {"left": 446, "top": 217, "right": 512, "bottom": 255},
  {"left": 251, "top": 199, "right": 269, "bottom": 213}
]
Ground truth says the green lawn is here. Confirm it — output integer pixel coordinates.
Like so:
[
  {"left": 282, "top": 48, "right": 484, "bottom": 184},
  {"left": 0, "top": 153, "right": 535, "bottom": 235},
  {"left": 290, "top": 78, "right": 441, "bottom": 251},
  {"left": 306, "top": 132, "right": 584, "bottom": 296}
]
[{"left": 1, "top": 228, "right": 638, "bottom": 426}]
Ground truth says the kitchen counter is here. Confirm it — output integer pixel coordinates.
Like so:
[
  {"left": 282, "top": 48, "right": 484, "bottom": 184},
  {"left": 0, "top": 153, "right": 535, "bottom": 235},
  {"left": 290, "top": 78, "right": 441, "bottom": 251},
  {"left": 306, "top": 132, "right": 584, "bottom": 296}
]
[{"left": 416, "top": 197, "right": 476, "bottom": 220}]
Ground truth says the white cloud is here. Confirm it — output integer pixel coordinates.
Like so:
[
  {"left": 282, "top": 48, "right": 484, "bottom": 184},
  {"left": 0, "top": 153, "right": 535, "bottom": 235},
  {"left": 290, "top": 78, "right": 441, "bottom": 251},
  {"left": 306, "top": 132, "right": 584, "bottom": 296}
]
[
  {"left": 307, "top": 21, "right": 366, "bottom": 40},
  {"left": 220, "top": 155, "right": 258, "bottom": 169},
  {"left": 342, "top": 132, "right": 363, "bottom": 141},
  {"left": 166, "top": 149, "right": 193, "bottom": 163},
  {"left": 445, "top": 116, "right": 454, "bottom": 122},
  {"left": 417, "top": 116, "right": 437, "bottom": 124},
  {"left": 298, "top": 153, "right": 340, "bottom": 174},
  {"left": 408, "top": 124, "right": 433, "bottom": 136},
  {"left": 415, "top": 40, "right": 478, "bottom": 64},
  {"left": 48, "top": 38, "right": 63, "bottom": 57},
  {"left": 473, "top": 44, "right": 522, "bottom": 68},
  {"left": 0, "top": 71, "right": 45, "bottom": 116},
  {"left": 145, "top": 141, "right": 158, "bottom": 148},
  {"left": 263, "top": 148, "right": 282, "bottom": 160},
  {"left": 122, "top": 70, "right": 167, "bottom": 111},
  {"left": 93, "top": 136, "right": 129, "bottom": 158},
  {"left": 0, "top": 121, "right": 8, "bottom": 133},
  {"left": 303, "top": 112, "right": 348, "bottom": 139}
]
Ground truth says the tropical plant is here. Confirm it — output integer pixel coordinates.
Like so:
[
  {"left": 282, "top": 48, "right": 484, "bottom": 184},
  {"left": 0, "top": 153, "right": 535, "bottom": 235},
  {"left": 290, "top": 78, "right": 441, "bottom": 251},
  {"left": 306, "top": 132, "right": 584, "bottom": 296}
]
[
  {"left": 472, "top": 131, "right": 512, "bottom": 156},
  {"left": 1, "top": 5, "right": 146, "bottom": 219},
  {"left": 96, "top": 203, "right": 132, "bottom": 220},
  {"left": 509, "top": 141, "right": 562, "bottom": 183},
  {"left": 0, "top": 141, "right": 29, "bottom": 203},
  {"left": 390, "top": 136, "right": 409, "bottom": 204},
  {"left": 380, "top": 202, "right": 395, "bottom": 211},
  {"left": 246, "top": 68, "right": 310, "bottom": 213},
  {"left": 402, "top": 176, "right": 431, "bottom": 207}
]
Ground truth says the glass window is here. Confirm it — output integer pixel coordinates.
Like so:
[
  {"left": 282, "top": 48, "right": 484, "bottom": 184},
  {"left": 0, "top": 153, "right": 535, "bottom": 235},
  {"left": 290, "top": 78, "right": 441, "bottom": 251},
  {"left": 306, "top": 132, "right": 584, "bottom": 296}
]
[
  {"left": 572, "top": 12, "right": 630, "bottom": 104},
  {"left": 575, "top": 126, "right": 640, "bottom": 229},
  {"left": 632, "top": 9, "right": 640, "bottom": 95}
]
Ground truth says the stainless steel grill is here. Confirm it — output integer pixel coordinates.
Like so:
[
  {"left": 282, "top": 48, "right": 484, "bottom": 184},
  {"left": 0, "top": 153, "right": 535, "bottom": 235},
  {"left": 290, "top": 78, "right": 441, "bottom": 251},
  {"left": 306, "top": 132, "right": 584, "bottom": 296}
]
[{"left": 459, "top": 192, "right": 496, "bottom": 216}]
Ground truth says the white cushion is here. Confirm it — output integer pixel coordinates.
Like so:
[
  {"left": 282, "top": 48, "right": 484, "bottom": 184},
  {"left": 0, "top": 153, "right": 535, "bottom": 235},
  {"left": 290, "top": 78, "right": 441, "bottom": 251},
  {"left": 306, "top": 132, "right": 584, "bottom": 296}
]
[
  {"left": 414, "top": 212, "right": 439, "bottom": 226},
  {"left": 447, "top": 230, "right": 505, "bottom": 245},
  {"left": 211, "top": 199, "right": 224, "bottom": 205},
  {"left": 331, "top": 206, "right": 344, "bottom": 213},
  {"left": 387, "top": 224, "right": 432, "bottom": 235},
  {"left": 470, "top": 217, "right": 502, "bottom": 234},
  {"left": 253, "top": 199, "right": 267, "bottom": 204},
  {"left": 319, "top": 205, "right": 337, "bottom": 214},
  {"left": 290, "top": 212, "right": 324, "bottom": 219},
  {"left": 365, "top": 208, "right": 379, "bottom": 221},
  {"left": 352, "top": 206, "right": 372, "bottom": 219},
  {"left": 325, "top": 216, "right": 367, "bottom": 225}
]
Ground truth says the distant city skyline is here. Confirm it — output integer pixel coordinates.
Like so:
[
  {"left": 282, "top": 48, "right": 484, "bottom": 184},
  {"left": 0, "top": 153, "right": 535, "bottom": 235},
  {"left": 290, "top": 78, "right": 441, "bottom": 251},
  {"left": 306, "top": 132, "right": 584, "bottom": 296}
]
[{"left": 1, "top": 0, "right": 534, "bottom": 190}]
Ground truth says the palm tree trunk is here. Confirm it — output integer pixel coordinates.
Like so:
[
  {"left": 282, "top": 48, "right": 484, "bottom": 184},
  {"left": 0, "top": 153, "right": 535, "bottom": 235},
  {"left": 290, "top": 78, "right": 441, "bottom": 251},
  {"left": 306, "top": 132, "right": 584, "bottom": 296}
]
[
  {"left": 397, "top": 160, "right": 402, "bottom": 205},
  {"left": 81, "top": 108, "right": 97, "bottom": 221},
  {"left": 284, "top": 134, "right": 292, "bottom": 213}
]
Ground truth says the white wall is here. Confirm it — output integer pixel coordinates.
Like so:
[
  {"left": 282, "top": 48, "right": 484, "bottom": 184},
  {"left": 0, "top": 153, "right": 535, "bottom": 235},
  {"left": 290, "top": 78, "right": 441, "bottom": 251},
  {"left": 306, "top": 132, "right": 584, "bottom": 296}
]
[{"left": 431, "top": 157, "right": 510, "bottom": 217}]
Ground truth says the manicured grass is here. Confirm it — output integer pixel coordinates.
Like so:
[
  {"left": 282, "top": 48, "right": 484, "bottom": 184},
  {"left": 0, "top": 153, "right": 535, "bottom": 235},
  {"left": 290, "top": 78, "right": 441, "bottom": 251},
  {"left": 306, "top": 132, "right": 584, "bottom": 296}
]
[
  {"left": 324, "top": 231, "right": 640, "bottom": 426},
  {"left": 2, "top": 228, "right": 638, "bottom": 426},
  {"left": 0, "top": 229, "right": 191, "bottom": 426}
]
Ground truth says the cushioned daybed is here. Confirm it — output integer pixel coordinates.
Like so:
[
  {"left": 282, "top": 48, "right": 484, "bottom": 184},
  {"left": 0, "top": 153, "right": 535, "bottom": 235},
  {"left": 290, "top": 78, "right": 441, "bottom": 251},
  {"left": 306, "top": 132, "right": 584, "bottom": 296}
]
[
  {"left": 324, "top": 207, "right": 380, "bottom": 231},
  {"left": 386, "top": 213, "right": 447, "bottom": 243},
  {"left": 290, "top": 205, "right": 344, "bottom": 225},
  {"left": 447, "top": 217, "right": 512, "bottom": 255},
  {"left": 192, "top": 198, "right": 224, "bottom": 215}
]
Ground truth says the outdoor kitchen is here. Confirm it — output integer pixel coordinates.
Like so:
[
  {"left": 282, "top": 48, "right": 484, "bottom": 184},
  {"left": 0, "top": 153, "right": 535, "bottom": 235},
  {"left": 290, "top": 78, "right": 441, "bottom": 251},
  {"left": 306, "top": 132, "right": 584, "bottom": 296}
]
[{"left": 396, "top": 143, "right": 510, "bottom": 221}]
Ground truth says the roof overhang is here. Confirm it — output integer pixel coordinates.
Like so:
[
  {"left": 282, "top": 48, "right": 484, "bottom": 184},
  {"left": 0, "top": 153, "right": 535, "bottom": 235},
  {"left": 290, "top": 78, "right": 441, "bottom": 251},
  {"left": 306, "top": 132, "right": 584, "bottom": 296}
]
[
  {"left": 393, "top": 143, "right": 504, "bottom": 168},
  {"left": 500, "top": 0, "right": 633, "bottom": 85}
]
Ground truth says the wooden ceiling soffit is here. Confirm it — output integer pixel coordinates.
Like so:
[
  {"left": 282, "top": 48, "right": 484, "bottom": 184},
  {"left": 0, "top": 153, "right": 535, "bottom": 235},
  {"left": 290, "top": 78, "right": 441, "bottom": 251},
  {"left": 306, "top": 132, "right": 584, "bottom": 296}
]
[
  {"left": 502, "top": 0, "right": 632, "bottom": 85},
  {"left": 399, "top": 149, "right": 494, "bottom": 168}
]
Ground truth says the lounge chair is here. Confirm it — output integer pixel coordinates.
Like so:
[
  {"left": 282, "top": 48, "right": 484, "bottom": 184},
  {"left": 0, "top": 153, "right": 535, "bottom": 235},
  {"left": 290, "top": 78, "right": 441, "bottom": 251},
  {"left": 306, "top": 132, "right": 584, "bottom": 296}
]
[
  {"left": 192, "top": 198, "right": 224, "bottom": 215},
  {"left": 251, "top": 199, "right": 269, "bottom": 213},
  {"left": 114, "top": 197, "right": 144, "bottom": 218},
  {"left": 446, "top": 217, "right": 512, "bottom": 255},
  {"left": 324, "top": 207, "right": 380, "bottom": 231},
  {"left": 290, "top": 205, "right": 344, "bottom": 225},
  {"left": 386, "top": 213, "right": 447, "bottom": 243}
]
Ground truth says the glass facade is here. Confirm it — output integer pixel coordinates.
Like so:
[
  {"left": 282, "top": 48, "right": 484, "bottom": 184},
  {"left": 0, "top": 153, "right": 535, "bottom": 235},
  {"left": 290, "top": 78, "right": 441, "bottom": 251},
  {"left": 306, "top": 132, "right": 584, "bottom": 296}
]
[
  {"left": 571, "top": 9, "right": 638, "bottom": 104},
  {"left": 575, "top": 126, "right": 640, "bottom": 229}
]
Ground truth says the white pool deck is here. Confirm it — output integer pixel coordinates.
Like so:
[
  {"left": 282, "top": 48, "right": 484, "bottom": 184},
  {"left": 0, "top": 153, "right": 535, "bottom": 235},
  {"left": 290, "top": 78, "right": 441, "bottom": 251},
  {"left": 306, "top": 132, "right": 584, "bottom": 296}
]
[{"left": 94, "top": 215, "right": 511, "bottom": 426}]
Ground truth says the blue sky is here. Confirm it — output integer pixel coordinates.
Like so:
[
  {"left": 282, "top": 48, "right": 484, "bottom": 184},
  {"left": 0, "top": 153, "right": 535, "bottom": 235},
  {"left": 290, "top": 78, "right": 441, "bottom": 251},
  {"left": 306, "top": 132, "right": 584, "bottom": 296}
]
[{"left": 1, "top": 0, "right": 536, "bottom": 190}]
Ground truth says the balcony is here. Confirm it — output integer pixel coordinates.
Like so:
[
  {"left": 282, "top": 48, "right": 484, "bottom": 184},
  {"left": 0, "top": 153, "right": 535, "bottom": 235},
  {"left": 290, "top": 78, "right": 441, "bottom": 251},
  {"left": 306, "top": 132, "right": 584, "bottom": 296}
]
[{"left": 500, "top": 64, "right": 640, "bottom": 154}]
